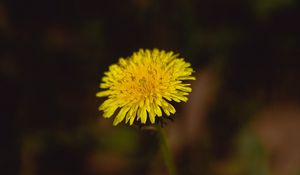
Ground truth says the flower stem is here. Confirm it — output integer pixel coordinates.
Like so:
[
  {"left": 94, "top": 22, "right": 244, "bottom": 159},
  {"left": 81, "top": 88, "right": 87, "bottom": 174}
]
[{"left": 157, "top": 127, "right": 177, "bottom": 175}]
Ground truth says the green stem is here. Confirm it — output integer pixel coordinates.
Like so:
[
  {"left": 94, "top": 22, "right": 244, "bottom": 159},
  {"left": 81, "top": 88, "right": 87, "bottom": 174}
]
[{"left": 157, "top": 127, "right": 177, "bottom": 175}]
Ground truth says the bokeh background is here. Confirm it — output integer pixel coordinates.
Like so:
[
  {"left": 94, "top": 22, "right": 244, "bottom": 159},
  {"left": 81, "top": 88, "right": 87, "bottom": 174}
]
[{"left": 1, "top": 0, "right": 300, "bottom": 175}]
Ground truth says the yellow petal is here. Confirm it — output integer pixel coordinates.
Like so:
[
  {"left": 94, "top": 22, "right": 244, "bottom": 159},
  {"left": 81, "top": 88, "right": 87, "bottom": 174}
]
[
  {"left": 154, "top": 104, "right": 162, "bottom": 117},
  {"left": 176, "top": 86, "right": 192, "bottom": 92},
  {"left": 149, "top": 108, "right": 156, "bottom": 124},
  {"left": 140, "top": 107, "right": 147, "bottom": 124},
  {"left": 113, "top": 106, "right": 130, "bottom": 126},
  {"left": 103, "top": 106, "right": 118, "bottom": 118},
  {"left": 96, "top": 90, "right": 111, "bottom": 97}
]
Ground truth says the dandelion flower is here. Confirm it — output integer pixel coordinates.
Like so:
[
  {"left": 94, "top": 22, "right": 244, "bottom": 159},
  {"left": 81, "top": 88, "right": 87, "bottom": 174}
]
[{"left": 96, "top": 49, "right": 195, "bottom": 126}]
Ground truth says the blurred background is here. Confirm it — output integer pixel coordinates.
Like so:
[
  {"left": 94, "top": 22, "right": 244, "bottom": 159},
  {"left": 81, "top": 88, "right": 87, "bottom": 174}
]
[{"left": 1, "top": 0, "right": 300, "bottom": 175}]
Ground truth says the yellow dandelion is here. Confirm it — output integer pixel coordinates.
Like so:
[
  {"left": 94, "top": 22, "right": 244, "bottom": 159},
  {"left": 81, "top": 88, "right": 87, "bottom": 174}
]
[{"left": 96, "top": 49, "right": 195, "bottom": 126}]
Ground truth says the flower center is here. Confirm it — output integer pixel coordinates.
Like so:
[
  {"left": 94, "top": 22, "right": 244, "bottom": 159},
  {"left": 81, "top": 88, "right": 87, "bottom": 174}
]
[
  {"left": 120, "top": 66, "right": 165, "bottom": 102},
  {"left": 138, "top": 76, "right": 156, "bottom": 96}
]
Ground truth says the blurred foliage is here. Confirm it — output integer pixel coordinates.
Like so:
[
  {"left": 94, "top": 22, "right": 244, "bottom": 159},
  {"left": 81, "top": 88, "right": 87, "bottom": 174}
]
[{"left": 234, "top": 128, "right": 269, "bottom": 175}]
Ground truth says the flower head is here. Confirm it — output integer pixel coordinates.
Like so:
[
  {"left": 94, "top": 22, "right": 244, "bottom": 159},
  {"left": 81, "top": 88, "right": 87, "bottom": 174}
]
[{"left": 96, "top": 49, "right": 195, "bottom": 126}]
